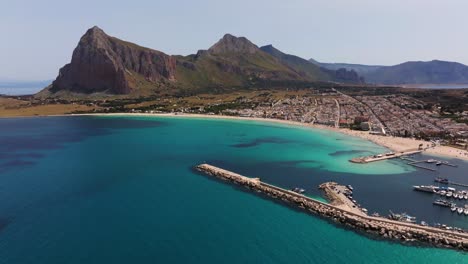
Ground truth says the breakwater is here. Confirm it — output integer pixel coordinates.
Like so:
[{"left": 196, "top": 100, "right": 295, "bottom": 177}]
[{"left": 196, "top": 164, "right": 468, "bottom": 251}]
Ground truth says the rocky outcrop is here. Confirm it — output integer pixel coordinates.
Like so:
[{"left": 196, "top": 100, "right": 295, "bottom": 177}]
[{"left": 51, "top": 26, "right": 176, "bottom": 94}]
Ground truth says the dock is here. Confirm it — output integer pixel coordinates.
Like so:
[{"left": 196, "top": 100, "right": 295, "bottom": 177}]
[
  {"left": 350, "top": 149, "right": 422, "bottom": 163},
  {"left": 196, "top": 164, "right": 468, "bottom": 251}
]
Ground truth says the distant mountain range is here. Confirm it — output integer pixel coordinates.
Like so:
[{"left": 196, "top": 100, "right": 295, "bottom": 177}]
[
  {"left": 310, "top": 59, "right": 468, "bottom": 85},
  {"left": 42, "top": 26, "right": 363, "bottom": 96}
]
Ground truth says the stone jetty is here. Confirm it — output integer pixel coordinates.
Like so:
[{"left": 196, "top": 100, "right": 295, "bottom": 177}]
[{"left": 196, "top": 164, "right": 468, "bottom": 251}]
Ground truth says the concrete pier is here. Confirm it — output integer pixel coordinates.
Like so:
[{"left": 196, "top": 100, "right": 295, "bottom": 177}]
[
  {"left": 196, "top": 163, "right": 468, "bottom": 251},
  {"left": 350, "top": 149, "right": 422, "bottom": 163}
]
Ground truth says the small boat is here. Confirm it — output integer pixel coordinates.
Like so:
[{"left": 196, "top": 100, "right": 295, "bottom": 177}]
[
  {"left": 451, "top": 207, "right": 457, "bottom": 212},
  {"left": 458, "top": 194, "right": 464, "bottom": 200},
  {"left": 434, "top": 177, "right": 449, "bottom": 184},
  {"left": 465, "top": 209, "right": 468, "bottom": 216},
  {"left": 454, "top": 193, "right": 459, "bottom": 199},
  {"left": 291, "top": 187, "right": 305, "bottom": 194},
  {"left": 427, "top": 159, "right": 437, "bottom": 163},
  {"left": 436, "top": 161, "right": 442, "bottom": 166},
  {"left": 433, "top": 199, "right": 452, "bottom": 207},
  {"left": 413, "top": 185, "right": 438, "bottom": 193},
  {"left": 347, "top": 185, "right": 354, "bottom": 191},
  {"left": 457, "top": 208, "right": 464, "bottom": 215},
  {"left": 439, "top": 190, "right": 447, "bottom": 195},
  {"left": 446, "top": 192, "right": 453, "bottom": 198},
  {"left": 464, "top": 195, "right": 468, "bottom": 200},
  {"left": 421, "top": 221, "right": 428, "bottom": 226}
]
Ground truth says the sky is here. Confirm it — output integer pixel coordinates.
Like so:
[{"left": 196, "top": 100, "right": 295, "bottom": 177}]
[{"left": 1, "top": 0, "right": 468, "bottom": 81}]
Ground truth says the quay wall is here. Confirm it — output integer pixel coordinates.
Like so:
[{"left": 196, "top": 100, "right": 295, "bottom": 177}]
[{"left": 195, "top": 164, "right": 468, "bottom": 251}]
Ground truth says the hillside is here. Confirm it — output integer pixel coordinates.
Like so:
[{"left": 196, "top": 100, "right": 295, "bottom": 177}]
[
  {"left": 309, "top": 59, "right": 383, "bottom": 76},
  {"left": 42, "top": 27, "right": 365, "bottom": 97}
]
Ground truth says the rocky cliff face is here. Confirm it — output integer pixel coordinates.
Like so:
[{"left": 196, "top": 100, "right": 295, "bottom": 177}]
[{"left": 51, "top": 26, "right": 176, "bottom": 94}]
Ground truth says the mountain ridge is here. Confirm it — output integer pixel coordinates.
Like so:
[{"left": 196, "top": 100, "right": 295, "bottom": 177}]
[{"left": 43, "top": 27, "right": 365, "bottom": 96}]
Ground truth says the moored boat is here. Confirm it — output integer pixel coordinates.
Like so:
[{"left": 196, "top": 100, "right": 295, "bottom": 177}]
[
  {"left": 434, "top": 177, "right": 449, "bottom": 184},
  {"left": 291, "top": 187, "right": 305, "bottom": 194},
  {"left": 413, "top": 185, "right": 438, "bottom": 193}
]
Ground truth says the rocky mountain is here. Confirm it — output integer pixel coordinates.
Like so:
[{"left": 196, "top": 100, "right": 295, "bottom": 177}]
[
  {"left": 311, "top": 58, "right": 468, "bottom": 85},
  {"left": 45, "top": 27, "right": 365, "bottom": 96},
  {"left": 173, "top": 34, "right": 308, "bottom": 90},
  {"left": 50, "top": 26, "right": 176, "bottom": 94}
]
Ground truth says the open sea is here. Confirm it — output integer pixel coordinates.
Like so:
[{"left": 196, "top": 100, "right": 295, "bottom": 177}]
[{"left": 0, "top": 115, "right": 467, "bottom": 263}]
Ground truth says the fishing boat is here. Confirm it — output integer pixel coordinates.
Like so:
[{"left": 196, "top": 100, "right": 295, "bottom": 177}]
[{"left": 434, "top": 177, "right": 449, "bottom": 184}]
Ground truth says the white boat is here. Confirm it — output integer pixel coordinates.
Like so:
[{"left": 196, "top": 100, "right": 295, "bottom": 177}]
[
  {"left": 457, "top": 208, "right": 464, "bottom": 214},
  {"left": 464, "top": 195, "right": 468, "bottom": 200},
  {"left": 427, "top": 159, "right": 437, "bottom": 163},
  {"left": 465, "top": 209, "right": 468, "bottom": 216},
  {"left": 454, "top": 193, "right": 459, "bottom": 199},
  {"left": 440, "top": 190, "right": 447, "bottom": 195},
  {"left": 451, "top": 207, "right": 457, "bottom": 212},
  {"left": 446, "top": 192, "right": 453, "bottom": 198}
]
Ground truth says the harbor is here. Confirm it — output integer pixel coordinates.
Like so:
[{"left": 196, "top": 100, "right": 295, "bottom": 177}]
[
  {"left": 196, "top": 163, "right": 468, "bottom": 251},
  {"left": 413, "top": 184, "right": 468, "bottom": 216}
]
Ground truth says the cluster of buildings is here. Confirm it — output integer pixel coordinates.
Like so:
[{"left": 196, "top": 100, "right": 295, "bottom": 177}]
[{"left": 220, "top": 93, "right": 467, "bottom": 140}]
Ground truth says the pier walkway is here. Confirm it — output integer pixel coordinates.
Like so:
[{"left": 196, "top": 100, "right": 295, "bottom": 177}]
[
  {"left": 196, "top": 164, "right": 468, "bottom": 251},
  {"left": 350, "top": 149, "right": 422, "bottom": 163}
]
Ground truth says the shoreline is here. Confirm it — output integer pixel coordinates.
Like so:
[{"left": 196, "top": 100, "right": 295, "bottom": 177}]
[
  {"left": 86, "top": 112, "right": 468, "bottom": 162},
  {"left": 2, "top": 112, "right": 467, "bottom": 161}
]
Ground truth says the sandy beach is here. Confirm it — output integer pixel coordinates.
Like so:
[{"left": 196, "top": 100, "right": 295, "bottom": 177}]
[{"left": 82, "top": 112, "right": 468, "bottom": 162}]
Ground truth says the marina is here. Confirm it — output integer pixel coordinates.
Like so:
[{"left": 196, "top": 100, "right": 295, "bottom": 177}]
[{"left": 196, "top": 163, "right": 468, "bottom": 251}]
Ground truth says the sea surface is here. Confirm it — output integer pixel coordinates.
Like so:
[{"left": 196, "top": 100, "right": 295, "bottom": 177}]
[
  {"left": 0, "top": 116, "right": 467, "bottom": 263},
  {"left": 0, "top": 87, "right": 42, "bottom": 95}
]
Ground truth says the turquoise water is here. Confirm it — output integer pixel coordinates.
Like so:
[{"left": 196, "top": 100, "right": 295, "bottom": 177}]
[{"left": 0, "top": 116, "right": 466, "bottom": 263}]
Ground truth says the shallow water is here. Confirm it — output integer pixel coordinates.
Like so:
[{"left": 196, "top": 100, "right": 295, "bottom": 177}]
[{"left": 0, "top": 116, "right": 466, "bottom": 263}]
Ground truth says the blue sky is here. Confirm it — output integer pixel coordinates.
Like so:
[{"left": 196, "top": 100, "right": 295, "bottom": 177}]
[{"left": 1, "top": 0, "right": 468, "bottom": 80}]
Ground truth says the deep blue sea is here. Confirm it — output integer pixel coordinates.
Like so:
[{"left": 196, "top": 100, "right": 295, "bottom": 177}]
[{"left": 0, "top": 116, "right": 467, "bottom": 263}]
